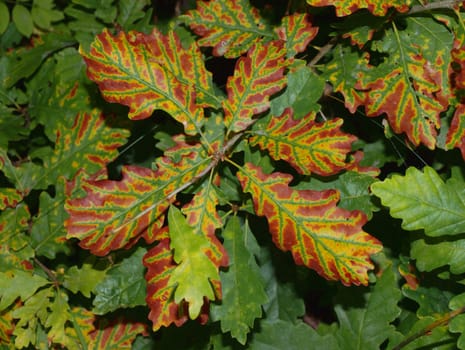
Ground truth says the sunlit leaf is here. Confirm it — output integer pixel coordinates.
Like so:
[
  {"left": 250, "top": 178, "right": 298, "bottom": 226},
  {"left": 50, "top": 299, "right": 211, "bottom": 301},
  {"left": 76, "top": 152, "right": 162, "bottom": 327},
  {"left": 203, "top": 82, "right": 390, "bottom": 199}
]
[
  {"left": 306, "top": 0, "right": 411, "bottom": 17},
  {"left": 168, "top": 206, "right": 220, "bottom": 319},
  {"left": 250, "top": 108, "right": 357, "bottom": 176},
  {"left": 0, "top": 270, "right": 48, "bottom": 311},
  {"left": 182, "top": 0, "right": 270, "bottom": 58},
  {"left": 237, "top": 163, "right": 382, "bottom": 286},
  {"left": 143, "top": 238, "right": 191, "bottom": 331},
  {"left": 64, "top": 258, "right": 107, "bottom": 298},
  {"left": 371, "top": 166, "right": 465, "bottom": 236},
  {"left": 223, "top": 41, "right": 286, "bottom": 133}
]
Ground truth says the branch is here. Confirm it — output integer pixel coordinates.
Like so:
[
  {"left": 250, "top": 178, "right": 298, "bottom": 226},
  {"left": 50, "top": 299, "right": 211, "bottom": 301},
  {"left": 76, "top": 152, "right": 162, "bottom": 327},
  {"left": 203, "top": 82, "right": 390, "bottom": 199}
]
[
  {"left": 392, "top": 305, "right": 465, "bottom": 350},
  {"left": 407, "top": 0, "right": 462, "bottom": 14},
  {"left": 308, "top": 36, "right": 338, "bottom": 68}
]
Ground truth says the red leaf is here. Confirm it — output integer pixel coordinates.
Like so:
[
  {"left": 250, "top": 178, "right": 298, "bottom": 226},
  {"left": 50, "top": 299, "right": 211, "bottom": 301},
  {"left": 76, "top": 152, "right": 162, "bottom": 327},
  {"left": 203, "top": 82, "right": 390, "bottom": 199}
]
[
  {"left": 250, "top": 108, "right": 357, "bottom": 176},
  {"left": 306, "top": 0, "right": 410, "bottom": 17},
  {"left": 237, "top": 163, "right": 382, "bottom": 286},
  {"left": 89, "top": 317, "right": 147, "bottom": 349},
  {"left": 223, "top": 41, "right": 287, "bottom": 133},
  {"left": 275, "top": 13, "right": 318, "bottom": 57},
  {"left": 80, "top": 29, "right": 208, "bottom": 135}
]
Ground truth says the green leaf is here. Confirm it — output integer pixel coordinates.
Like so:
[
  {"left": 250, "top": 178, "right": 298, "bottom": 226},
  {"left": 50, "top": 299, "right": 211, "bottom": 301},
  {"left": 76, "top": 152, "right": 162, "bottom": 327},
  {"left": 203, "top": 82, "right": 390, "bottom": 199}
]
[
  {"left": 296, "top": 171, "right": 378, "bottom": 219},
  {"left": 270, "top": 60, "right": 325, "bottom": 118},
  {"left": 30, "top": 177, "right": 72, "bottom": 258},
  {"left": 332, "top": 264, "right": 401, "bottom": 349},
  {"left": 168, "top": 206, "right": 220, "bottom": 319},
  {"left": 64, "top": 258, "right": 107, "bottom": 298},
  {"left": 0, "top": 1, "right": 9, "bottom": 35},
  {"left": 0, "top": 270, "right": 49, "bottom": 311},
  {"left": 12, "top": 5, "right": 33, "bottom": 37},
  {"left": 411, "top": 237, "right": 465, "bottom": 274},
  {"left": 92, "top": 247, "right": 146, "bottom": 314},
  {"left": 249, "top": 320, "right": 332, "bottom": 349},
  {"left": 210, "top": 217, "right": 267, "bottom": 345},
  {"left": 31, "top": 0, "right": 64, "bottom": 30},
  {"left": 117, "top": 0, "right": 150, "bottom": 30},
  {"left": 12, "top": 288, "right": 53, "bottom": 349},
  {"left": 371, "top": 166, "right": 465, "bottom": 236},
  {"left": 44, "top": 290, "right": 69, "bottom": 345}
]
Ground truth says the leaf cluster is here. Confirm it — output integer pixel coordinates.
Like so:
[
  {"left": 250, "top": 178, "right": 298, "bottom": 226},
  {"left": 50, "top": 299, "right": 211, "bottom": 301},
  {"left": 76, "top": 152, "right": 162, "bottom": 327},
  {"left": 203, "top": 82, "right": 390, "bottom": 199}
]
[{"left": 2, "top": 0, "right": 465, "bottom": 349}]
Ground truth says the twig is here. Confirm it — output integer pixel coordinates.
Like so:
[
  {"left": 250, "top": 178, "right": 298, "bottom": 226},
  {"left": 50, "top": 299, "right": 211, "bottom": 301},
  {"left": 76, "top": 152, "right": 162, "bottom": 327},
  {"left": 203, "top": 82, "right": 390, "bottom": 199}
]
[
  {"left": 34, "top": 257, "right": 58, "bottom": 286},
  {"left": 308, "top": 36, "right": 338, "bottom": 68},
  {"left": 407, "top": 0, "right": 462, "bottom": 15},
  {"left": 392, "top": 305, "right": 465, "bottom": 350}
]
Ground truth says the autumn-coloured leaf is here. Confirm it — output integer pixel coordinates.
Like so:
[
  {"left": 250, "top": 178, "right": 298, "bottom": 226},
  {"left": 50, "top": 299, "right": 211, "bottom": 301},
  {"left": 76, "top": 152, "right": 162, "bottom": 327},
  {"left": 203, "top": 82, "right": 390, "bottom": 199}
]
[
  {"left": 65, "top": 139, "right": 211, "bottom": 256},
  {"left": 88, "top": 317, "right": 147, "bottom": 349},
  {"left": 355, "top": 18, "right": 451, "bottom": 149},
  {"left": 0, "top": 188, "right": 23, "bottom": 210},
  {"left": 182, "top": 182, "right": 228, "bottom": 268},
  {"left": 306, "top": 0, "right": 411, "bottom": 17},
  {"left": 182, "top": 0, "right": 270, "bottom": 58},
  {"left": 445, "top": 104, "right": 465, "bottom": 159},
  {"left": 0, "top": 149, "right": 44, "bottom": 194},
  {"left": 237, "top": 163, "right": 382, "bottom": 286},
  {"left": 0, "top": 204, "right": 31, "bottom": 259},
  {"left": 250, "top": 108, "right": 357, "bottom": 176},
  {"left": 80, "top": 28, "right": 209, "bottom": 135},
  {"left": 64, "top": 307, "right": 95, "bottom": 349},
  {"left": 0, "top": 306, "right": 14, "bottom": 343},
  {"left": 223, "top": 41, "right": 287, "bottom": 133},
  {"left": 275, "top": 13, "right": 318, "bottom": 58},
  {"left": 168, "top": 206, "right": 221, "bottom": 319},
  {"left": 143, "top": 239, "right": 190, "bottom": 331},
  {"left": 39, "top": 110, "right": 129, "bottom": 187}
]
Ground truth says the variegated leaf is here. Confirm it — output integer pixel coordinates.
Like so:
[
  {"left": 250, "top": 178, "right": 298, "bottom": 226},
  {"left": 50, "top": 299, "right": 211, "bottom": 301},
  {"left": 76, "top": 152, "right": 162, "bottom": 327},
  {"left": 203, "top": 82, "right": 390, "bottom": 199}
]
[
  {"left": 306, "top": 0, "right": 411, "bottom": 17},
  {"left": 250, "top": 108, "right": 357, "bottom": 176},
  {"left": 237, "top": 163, "right": 382, "bottom": 286},
  {"left": 80, "top": 28, "right": 209, "bottom": 135},
  {"left": 182, "top": 0, "right": 270, "bottom": 58},
  {"left": 223, "top": 41, "right": 287, "bottom": 133}
]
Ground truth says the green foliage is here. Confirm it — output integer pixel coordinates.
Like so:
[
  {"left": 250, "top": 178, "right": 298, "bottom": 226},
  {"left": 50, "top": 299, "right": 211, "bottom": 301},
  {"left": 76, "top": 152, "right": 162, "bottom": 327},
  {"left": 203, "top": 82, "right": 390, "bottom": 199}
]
[{"left": 3, "top": 0, "right": 465, "bottom": 349}]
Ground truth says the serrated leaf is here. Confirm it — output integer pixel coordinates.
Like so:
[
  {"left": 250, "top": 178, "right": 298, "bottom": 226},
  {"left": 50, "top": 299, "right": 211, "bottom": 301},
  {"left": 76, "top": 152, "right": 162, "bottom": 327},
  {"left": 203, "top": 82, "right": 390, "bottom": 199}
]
[
  {"left": 250, "top": 108, "right": 357, "bottom": 176},
  {"left": 92, "top": 247, "right": 146, "bottom": 313},
  {"left": 168, "top": 206, "right": 220, "bottom": 319},
  {"left": 402, "top": 284, "right": 453, "bottom": 318},
  {"left": 0, "top": 306, "right": 14, "bottom": 344},
  {"left": 116, "top": 0, "right": 150, "bottom": 30},
  {"left": 182, "top": 0, "right": 270, "bottom": 58},
  {"left": 356, "top": 18, "right": 452, "bottom": 149},
  {"left": 210, "top": 216, "right": 267, "bottom": 344},
  {"left": 64, "top": 258, "right": 107, "bottom": 298},
  {"left": 333, "top": 265, "right": 401, "bottom": 349},
  {"left": 143, "top": 239, "right": 191, "bottom": 331},
  {"left": 38, "top": 110, "right": 130, "bottom": 187},
  {"left": 0, "top": 270, "right": 49, "bottom": 311},
  {"left": 80, "top": 28, "right": 214, "bottom": 134},
  {"left": 237, "top": 163, "right": 382, "bottom": 286},
  {"left": 275, "top": 13, "right": 318, "bottom": 58},
  {"left": 223, "top": 41, "right": 286, "bottom": 133},
  {"left": 88, "top": 317, "right": 147, "bottom": 349},
  {"left": 371, "top": 166, "right": 465, "bottom": 236},
  {"left": 65, "top": 139, "right": 211, "bottom": 255},
  {"left": 306, "top": 0, "right": 411, "bottom": 17}
]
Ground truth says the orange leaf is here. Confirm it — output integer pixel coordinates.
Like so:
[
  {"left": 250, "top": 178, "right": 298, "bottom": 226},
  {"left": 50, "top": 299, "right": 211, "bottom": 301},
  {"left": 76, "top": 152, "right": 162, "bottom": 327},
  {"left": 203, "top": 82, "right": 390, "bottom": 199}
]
[{"left": 237, "top": 163, "right": 382, "bottom": 286}]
